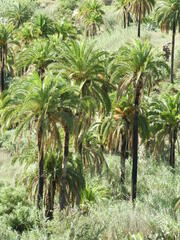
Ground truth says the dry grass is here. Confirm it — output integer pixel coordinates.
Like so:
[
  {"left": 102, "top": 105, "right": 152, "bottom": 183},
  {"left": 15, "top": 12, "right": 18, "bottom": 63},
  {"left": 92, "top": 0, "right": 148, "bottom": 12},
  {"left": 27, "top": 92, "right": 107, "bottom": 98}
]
[
  {"left": 0, "top": 150, "right": 16, "bottom": 183},
  {"left": 94, "top": 24, "right": 180, "bottom": 52}
]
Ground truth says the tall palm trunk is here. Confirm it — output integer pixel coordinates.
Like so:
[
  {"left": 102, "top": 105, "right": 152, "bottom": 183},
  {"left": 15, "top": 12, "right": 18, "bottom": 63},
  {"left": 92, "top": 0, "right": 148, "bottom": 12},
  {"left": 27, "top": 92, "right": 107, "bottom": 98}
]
[
  {"left": 138, "top": 3, "right": 142, "bottom": 38},
  {"left": 59, "top": 125, "right": 69, "bottom": 211},
  {"left": 127, "top": 3, "right": 131, "bottom": 27},
  {"left": 127, "top": 12, "right": 130, "bottom": 27},
  {"left": 0, "top": 48, "right": 5, "bottom": 93},
  {"left": 169, "top": 128, "right": 177, "bottom": 169},
  {"left": 131, "top": 79, "right": 141, "bottom": 203},
  {"left": 123, "top": 7, "right": 127, "bottom": 29},
  {"left": 37, "top": 69, "right": 46, "bottom": 209},
  {"left": 120, "top": 133, "right": 127, "bottom": 184},
  {"left": 37, "top": 125, "right": 44, "bottom": 209},
  {"left": 171, "top": 19, "right": 176, "bottom": 84},
  {"left": 45, "top": 178, "right": 56, "bottom": 220}
]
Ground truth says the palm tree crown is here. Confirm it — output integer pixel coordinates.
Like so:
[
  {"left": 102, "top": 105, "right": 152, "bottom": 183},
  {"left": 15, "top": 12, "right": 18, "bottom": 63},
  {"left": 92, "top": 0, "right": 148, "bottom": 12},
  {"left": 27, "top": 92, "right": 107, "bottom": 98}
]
[
  {"left": 78, "top": 0, "right": 105, "bottom": 36},
  {"left": 156, "top": 0, "right": 180, "bottom": 83},
  {"left": 59, "top": 40, "right": 112, "bottom": 113},
  {"left": 128, "top": 0, "right": 155, "bottom": 37},
  {"left": 148, "top": 92, "right": 180, "bottom": 168}
]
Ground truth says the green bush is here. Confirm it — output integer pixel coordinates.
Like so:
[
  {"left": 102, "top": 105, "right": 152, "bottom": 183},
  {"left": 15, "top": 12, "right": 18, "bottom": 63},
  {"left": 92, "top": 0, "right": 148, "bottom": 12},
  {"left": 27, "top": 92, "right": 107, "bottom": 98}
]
[
  {"left": 0, "top": 222, "right": 18, "bottom": 240},
  {"left": 0, "top": 185, "right": 36, "bottom": 233}
]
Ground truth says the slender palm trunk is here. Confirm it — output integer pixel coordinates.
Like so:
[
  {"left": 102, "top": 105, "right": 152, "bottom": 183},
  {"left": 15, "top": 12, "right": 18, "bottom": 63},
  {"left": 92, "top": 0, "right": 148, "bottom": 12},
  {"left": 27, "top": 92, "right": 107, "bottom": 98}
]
[
  {"left": 127, "top": 3, "right": 131, "bottom": 27},
  {"left": 127, "top": 12, "right": 130, "bottom": 27},
  {"left": 169, "top": 128, "right": 177, "bottom": 169},
  {"left": 0, "top": 48, "right": 5, "bottom": 93},
  {"left": 45, "top": 179, "right": 56, "bottom": 220},
  {"left": 138, "top": 3, "right": 142, "bottom": 38},
  {"left": 59, "top": 125, "right": 69, "bottom": 211},
  {"left": 37, "top": 68, "right": 46, "bottom": 209},
  {"left": 37, "top": 125, "right": 44, "bottom": 209},
  {"left": 120, "top": 134, "right": 127, "bottom": 185},
  {"left": 123, "top": 7, "right": 127, "bottom": 29},
  {"left": 78, "top": 142, "right": 83, "bottom": 158},
  {"left": 171, "top": 19, "right": 176, "bottom": 84},
  {"left": 132, "top": 82, "right": 141, "bottom": 203},
  {"left": 92, "top": 23, "right": 97, "bottom": 36}
]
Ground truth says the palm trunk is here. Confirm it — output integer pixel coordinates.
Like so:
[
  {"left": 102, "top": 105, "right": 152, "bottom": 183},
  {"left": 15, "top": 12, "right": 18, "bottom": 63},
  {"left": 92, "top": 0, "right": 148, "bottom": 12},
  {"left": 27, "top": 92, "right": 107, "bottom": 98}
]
[
  {"left": 138, "top": 3, "right": 142, "bottom": 38},
  {"left": 120, "top": 134, "right": 127, "bottom": 184},
  {"left": 171, "top": 19, "right": 176, "bottom": 84},
  {"left": 123, "top": 8, "right": 127, "bottom": 29},
  {"left": 45, "top": 179, "right": 56, "bottom": 220},
  {"left": 59, "top": 125, "right": 69, "bottom": 211},
  {"left": 78, "top": 142, "right": 83, "bottom": 157},
  {"left": 169, "top": 128, "right": 177, "bottom": 169},
  {"left": 37, "top": 125, "right": 44, "bottom": 209},
  {"left": 131, "top": 84, "right": 141, "bottom": 203},
  {"left": 92, "top": 23, "right": 97, "bottom": 36},
  {"left": 127, "top": 12, "right": 130, "bottom": 27},
  {"left": 127, "top": 3, "right": 131, "bottom": 27}
]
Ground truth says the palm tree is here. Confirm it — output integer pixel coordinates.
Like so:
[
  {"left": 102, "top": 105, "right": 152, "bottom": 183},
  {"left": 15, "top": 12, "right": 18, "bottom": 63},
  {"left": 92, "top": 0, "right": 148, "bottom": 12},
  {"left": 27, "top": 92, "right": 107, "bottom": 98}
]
[
  {"left": 57, "top": 40, "right": 112, "bottom": 161},
  {"left": 78, "top": 0, "right": 105, "bottom": 36},
  {"left": 116, "top": 0, "right": 131, "bottom": 28},
  {"left": 59, "top": 40, "right": 112, "bottom": 112},
  {"left": 100, "top": 111, "right": 130, "bottom": 185},
  {"left": 110, "top": 40, "right": 169, "bottom": 202},
  {"left": 15, "top": 40, "right": 58, "bottom": 209},
  {"left": 45, "top": 153, "right": 85, "bottom": 218},
  {"left": 16, "top": 39, "right": 56, "bottom": 78},
  {"left": 4, "top": 0, "right": 36, "bottom": 28},
  {"left": 148, "top": 93, "right": 180, "bottom": 169},
  {"left": 129, "top": 0, "right": 155, "bottom": 37},
  {"left": 1, "top": 73, "right": 80, "bottom": 209},
  {"left": 156, "top": 0, "right": 180, "bottom": 83},
  {"left": 21, "top": 151, "right": 85, "bottom": 219},
  {"left": 100, "top": 93, "right": 149, "bottom": 186},
  {"left": 0, "top": 23, "right": 15, "bottom": 93},
  {"left": 33, "top": 14, "right": 56, "bottom": 38}
]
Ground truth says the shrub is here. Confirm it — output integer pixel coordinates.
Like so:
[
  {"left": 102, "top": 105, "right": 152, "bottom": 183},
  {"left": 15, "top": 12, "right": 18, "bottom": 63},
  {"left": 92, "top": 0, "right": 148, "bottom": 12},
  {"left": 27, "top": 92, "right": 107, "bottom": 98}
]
[{"left": 0, "top": 185, "right": 36, "bottom": 233}]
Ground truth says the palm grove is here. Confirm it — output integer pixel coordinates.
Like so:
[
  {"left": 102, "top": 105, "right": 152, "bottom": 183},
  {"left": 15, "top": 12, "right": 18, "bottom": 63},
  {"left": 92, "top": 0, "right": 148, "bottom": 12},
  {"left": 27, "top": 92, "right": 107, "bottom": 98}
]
[{"left": 0, "top": 0, "right": 180, "bottom": 223}]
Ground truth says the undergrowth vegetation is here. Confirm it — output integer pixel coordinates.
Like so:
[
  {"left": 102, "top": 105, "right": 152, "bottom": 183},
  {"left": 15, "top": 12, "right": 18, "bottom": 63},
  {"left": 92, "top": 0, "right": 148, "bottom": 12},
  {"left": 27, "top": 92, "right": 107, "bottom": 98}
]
[{"left": 1, "top": 156, "right": 180, "bottom": 239}]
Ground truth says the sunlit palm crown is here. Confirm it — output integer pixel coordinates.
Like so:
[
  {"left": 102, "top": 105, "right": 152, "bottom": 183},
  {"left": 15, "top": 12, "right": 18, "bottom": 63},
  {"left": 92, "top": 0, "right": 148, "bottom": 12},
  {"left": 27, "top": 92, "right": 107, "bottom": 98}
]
[{"left": 156, "top": 0, "right": 180, "bottom": 31}]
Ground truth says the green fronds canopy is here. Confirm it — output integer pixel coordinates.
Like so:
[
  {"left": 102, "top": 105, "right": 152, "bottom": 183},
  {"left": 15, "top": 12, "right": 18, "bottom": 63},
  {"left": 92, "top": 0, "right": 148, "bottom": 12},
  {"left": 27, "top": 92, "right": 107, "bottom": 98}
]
[
  {"left": 15, "top": 39, "right": 56, "bottom": 74},
  {"left": 109, "top": 40, "right": 170, "bottom": 97},
  {"left": 156, "top": 0, "right": 180, "bottom": 32},
  {"left": 1, "top": 0, "right": 37, "bottom": 28},
  {"left": 129, "top": 0, "right": 155, "bottom": 18},
  {"left": 1, "top": 72, "right": 80, "bottom": 154},
  {"left": 21, "top": 152, "right": 85, "bottom": 206},
  {"left": 59, "top": 40, "right": 113, "bottom": 113},
  {"left": 0, "top": 23, "right": 15, "bottom": 49},
  {"left": 147, "top": 92, "right": 180, "bottom": 152},
  {"left": 78, "top": 0, "right": 105, "bottom": 35}
]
